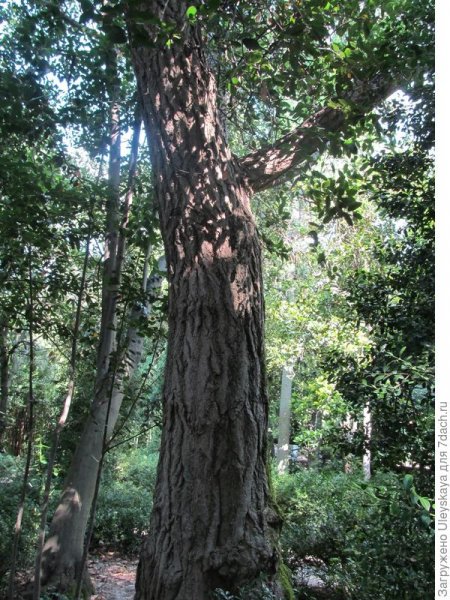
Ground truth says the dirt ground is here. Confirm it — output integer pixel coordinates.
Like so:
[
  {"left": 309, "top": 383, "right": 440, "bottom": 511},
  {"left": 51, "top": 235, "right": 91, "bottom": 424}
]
[
  {"left": 89, "top": 553, "right": 138, "bottom": 600},
  {"left": 5, "top": 553, "right": 328, "bottom": 600}
]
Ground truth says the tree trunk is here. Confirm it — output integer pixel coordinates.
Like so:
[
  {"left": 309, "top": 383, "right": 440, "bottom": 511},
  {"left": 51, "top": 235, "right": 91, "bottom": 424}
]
[
  {"left": 363, "top": 402, "right": 372, "bottom": 481},
  {"left": 126, "top": 2, "right": 400, "bottom": 597},
  {"left": 8, "top": 255, "right": 36, "bottom": 600},
  {"left": 129, "top": 8, "right": 281, "bottom": 599},
  {"left": 39, "top": 95, "right": 146, "bottom": 592},
  {"left": 39, "top": 280, "right": 154, "bottom": 593},
  {"left": 0, "top": 322, "right": 9, "bottom": 448},
  {"left": 277, "top": 366, "right": 294, "bottom": 475},
  {"left": 33, "top": 224, "right": 92, "bottom": 600},
  {"left": 11, "top": 405, "right": 26, "bottom": 457}
]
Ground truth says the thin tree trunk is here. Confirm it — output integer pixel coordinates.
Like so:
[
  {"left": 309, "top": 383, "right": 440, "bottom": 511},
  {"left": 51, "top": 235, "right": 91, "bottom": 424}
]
[
  {"left": 277, "top": 366, "right": 294, "bottom": 475},
  {"left": 363, "top": 402, "right": 372, "bottom": 481},
  {"left": 39, "top": 106, "right": 145, "bottom": 593},
  {"left": 129, "top": 8, "right": 282, "bottom": 598},
  {"left": 74, "top": 241, "right": 158, "bottom": 599},
  {"left": 8, "top": 253, "right": 35, "bottom": 600},
  {"left": 0, "top": 322, "right": 9, "bottom": 447},
  {"left": 33, "top": 223, "right": 92, "bottom": 600},
  {"left": 40, "top": 54, "right": 121, "bottom": 589}
]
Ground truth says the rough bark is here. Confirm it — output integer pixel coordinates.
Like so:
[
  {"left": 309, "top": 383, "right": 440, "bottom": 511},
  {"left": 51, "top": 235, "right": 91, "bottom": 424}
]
[
  {"left": 125, "top": 4, "right": 403, "bottom": 599},
  {"left": 129, "top": 7, "right": 279, "bottom": 600}
]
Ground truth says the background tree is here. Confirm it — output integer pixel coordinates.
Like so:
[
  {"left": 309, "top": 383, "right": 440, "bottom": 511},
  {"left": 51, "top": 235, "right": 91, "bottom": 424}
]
[{"left": 0, "top": 1, "right": 165, "bottom": 593}]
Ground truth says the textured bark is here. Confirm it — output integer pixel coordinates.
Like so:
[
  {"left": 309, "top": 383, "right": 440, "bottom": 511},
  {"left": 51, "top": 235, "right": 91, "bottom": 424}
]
[
  {"left": 125, "top": 3, "right": 403, "bottom": 599},
  {"left": 129, "top": 6, "right": 279, "bottom": 600}
]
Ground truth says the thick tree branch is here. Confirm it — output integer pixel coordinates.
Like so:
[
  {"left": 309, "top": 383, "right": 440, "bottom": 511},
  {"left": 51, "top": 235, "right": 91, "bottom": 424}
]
[{"left": 239, "top": 73, "right": 398, "bottom": 193}]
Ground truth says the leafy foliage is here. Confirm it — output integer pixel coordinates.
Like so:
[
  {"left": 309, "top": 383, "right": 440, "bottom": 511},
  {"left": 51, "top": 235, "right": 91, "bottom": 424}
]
[
  {"left": 0, "top": 455, "right": 42, "bottom": 579},
  {"left": 93, "top": 444, "right": 159, "bottom": 553},
  {"left": 322, "top": 147, "right": 434, "bottom": 488},
  {"left": 275, "top": 469, "right": 434, "bottom": 599}
]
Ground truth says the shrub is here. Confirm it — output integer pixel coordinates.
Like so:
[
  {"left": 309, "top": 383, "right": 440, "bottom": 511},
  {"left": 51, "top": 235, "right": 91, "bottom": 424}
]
[
  {"left": 0, "top": 454, "right": 41, "bottom": 585},
  {"left": 93, "top": 446, "right": 159, "bottom": 553},
  {"left": 274, "top": 468, "right": 434, "bottom": 599}
]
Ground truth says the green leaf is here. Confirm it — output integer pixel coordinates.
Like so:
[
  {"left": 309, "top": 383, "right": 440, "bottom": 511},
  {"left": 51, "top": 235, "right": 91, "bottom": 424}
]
[
  {"left": 403, "top": 474, "right": 414, "bottom": 490},
  {"left": 327, "top": 100, "right": 341, "bottom": 110},
  {"left": 186, "top": 6, "right": 198, "bottom": 19},
  {"left": 420, "top": 514, "right": 432, "bottom": 527},
  {"left": 247, "top": 50, "right": 263, "bottom": 64},
  {"left": 419, "top": 496, "right": 431, "bottom": 512}
]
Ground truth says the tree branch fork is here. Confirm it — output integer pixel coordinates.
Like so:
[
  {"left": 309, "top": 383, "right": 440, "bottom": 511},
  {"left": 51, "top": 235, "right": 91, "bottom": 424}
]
[{"left": 238, "top": 73, "right": 399, "bottom": 194}]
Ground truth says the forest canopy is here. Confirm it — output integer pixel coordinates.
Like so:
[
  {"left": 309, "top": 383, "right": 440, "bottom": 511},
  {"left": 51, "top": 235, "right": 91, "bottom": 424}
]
[{"left": 0, "top": 1, "right": 434, "bottom": 599}]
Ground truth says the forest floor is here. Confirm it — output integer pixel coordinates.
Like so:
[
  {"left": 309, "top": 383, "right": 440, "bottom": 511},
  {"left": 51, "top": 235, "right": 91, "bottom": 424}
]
[
  {"left": 1, "top": 553, "right": 138, "bottom": 600},
  {"left": 89, "top": 552, "right": 138, "bottom": 600},
  {"left": 4, "top": 553, "right": 329, "bottom": 600},
  {"left": 88, "top": 553, "right": 330, "bottom": 600}
]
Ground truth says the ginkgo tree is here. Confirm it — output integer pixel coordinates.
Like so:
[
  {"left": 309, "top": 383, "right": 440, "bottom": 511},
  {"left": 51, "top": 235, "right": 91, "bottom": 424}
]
[
  {"left": 121, "top": 1, "right": 433, "bottom": 599},
  {"left": 0, "top": 0, "right": 434, "bottom": 598}
]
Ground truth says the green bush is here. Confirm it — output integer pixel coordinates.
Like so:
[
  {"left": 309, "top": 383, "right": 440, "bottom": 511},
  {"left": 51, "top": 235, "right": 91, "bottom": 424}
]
[
  {"left": 274, "top": 468, "right": 434, "bottom": 599},
  {"left": 93, "top": 446, "right": 159, "bottom": 553},
  {"left": 0, "top": 454, "right": 41, "bottom": 585}
]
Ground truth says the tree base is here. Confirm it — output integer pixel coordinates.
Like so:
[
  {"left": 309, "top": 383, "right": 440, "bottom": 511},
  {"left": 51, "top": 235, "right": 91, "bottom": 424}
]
[
  {"left": 211, "top": 568, "right": 293, "bottom": 600},
  {"left": 25, "top": 563, "right": 95, "bottom": 600}
]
